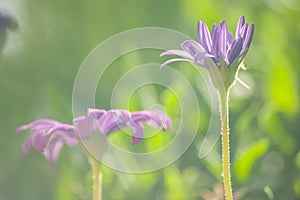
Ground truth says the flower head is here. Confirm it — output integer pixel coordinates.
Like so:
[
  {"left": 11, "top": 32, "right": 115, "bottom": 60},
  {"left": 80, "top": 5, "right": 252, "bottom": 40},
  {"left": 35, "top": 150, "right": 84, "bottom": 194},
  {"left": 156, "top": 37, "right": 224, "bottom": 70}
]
[
  {"left": 75, "top": 109, "right": 172, "bottom": 144},
  {"left": 17, "top": 109, "right": 171, "bottom": 163},
  {"left": 161, "top": 16, "right": 254, "bottom": 90},
  {"left": 16, "top": 119, "right": 78, "bottom": 163}
]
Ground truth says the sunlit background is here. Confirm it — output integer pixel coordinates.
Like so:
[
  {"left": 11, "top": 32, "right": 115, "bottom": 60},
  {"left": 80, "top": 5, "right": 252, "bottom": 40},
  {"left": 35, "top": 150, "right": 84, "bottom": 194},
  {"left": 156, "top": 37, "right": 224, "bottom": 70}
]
[{"left": 1, "top": 0, "right": 300, "bottom": 199}]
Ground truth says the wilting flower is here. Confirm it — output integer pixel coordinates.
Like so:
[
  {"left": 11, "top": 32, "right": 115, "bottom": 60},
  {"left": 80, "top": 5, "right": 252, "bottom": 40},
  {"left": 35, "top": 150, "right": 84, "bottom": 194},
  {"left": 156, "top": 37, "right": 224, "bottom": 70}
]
[
  {"left": 16, "top": 119, "right": 78, "bottom": 163},
  {"left": 161, "top": 16, "right": 254, "bottom": 90},
  {"left": 78, "top": 109, "right": 172, "bottom": 144},
  {"left": 17, "top": 109, "right": 171, "bottom": 163}
]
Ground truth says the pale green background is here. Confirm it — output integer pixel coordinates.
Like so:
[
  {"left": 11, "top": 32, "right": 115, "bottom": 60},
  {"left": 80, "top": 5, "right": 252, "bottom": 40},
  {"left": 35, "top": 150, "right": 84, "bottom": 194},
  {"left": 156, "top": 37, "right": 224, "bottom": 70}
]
[{"left": 0, "top": 0, "right": 299, "bottom": 199}]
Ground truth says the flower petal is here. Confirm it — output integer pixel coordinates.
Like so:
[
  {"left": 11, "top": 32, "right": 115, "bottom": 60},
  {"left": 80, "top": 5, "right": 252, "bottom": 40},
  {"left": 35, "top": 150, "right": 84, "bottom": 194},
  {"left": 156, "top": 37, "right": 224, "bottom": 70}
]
[
  {"left": 160, "top": 58, "right": 194, "bottom": 69},
  {"left": 129, "top": 122, "right": 144, "bottom": 144},
  {"left": 16, "top": 125, "right": 29, "bottom": 134},
  {"left": 48, "top": 126, "right": 78, "bottom": 146},
  {"left": 235, "top": 16, "right": 245, "bottom": 38},
  {"left": 87, "top": 108, "right": 106, "bottom": 119},
  {"left": 22, "top": 134, "right": 33, "bottom": 154},
  {"left": 160, "top": 50, "right": 193, "bottom": 59},
  {"left": 181, "top": 40, "right": 206, "bottom": 57},
  {"left": 44, "top": 138, "right": 64, "bottom": 163},
  {"left": 219, "top": 21, "right": 228, "bottom": 56},
  {"left": 240, "top": 23, "right": 249, "bottom": 40},
  {"left": 211, "top": 24, "right": 220, "bottom": 58},
  {"left": 18, "top": 119, "right": 78, "bottom": 163},
  {"left": 73, "top": 115, "right": 94, "bottom": 138},
  {"left": 242, "top": 23, "right": 254, "bottom": 51},
  {"left": 32, "top": 131, "right": 51, "bottom": 152},
  {"left": 198, "top": 21, "right": 212, "bottom": 52},
  {"left": 226, "top": 38, "right": 243, "bottom": 65},
  {"left": 97, "top": 110, "right": 131, "bottom": 135}
]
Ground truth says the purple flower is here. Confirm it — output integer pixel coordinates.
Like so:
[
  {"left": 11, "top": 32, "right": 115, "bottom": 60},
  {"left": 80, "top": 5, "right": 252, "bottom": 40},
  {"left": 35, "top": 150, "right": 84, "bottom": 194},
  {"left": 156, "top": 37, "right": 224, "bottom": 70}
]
[
  {"left": 75, "top": 109, "right": 172, "bottom": 144},
  {"left": 161, "top": 16, "right": 254, "bottom": 69},
  {"left": 17, "top": 109, "right": 171, "bottom": 163},
  {"left": 16, "top": 119, "right": 78, "bottom": 163}
]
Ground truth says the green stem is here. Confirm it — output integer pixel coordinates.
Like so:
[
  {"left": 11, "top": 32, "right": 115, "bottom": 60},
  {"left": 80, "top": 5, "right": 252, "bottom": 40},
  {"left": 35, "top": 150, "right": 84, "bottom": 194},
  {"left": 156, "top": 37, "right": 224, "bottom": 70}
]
[
  {"left": 88, "top": 154, "right": 103, "bottom": 200},
  {"left": 219, "top": 91, "right": 233, "bottom": 200}
]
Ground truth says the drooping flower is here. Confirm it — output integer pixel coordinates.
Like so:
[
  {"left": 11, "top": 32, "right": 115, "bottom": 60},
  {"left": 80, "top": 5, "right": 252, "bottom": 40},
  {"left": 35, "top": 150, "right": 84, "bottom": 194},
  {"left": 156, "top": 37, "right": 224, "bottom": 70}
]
[
  {"left": 161, "top": 16, "right": 254, "bottom": 90},
  {"left": 17, "top": 109, "right": 171, "bottom": 163},
  {"left": 16, "top": 119, "right": 78, "bottom": 163},
  {"left": 75, "top": 109, "right": 172, "bottom": 144}
]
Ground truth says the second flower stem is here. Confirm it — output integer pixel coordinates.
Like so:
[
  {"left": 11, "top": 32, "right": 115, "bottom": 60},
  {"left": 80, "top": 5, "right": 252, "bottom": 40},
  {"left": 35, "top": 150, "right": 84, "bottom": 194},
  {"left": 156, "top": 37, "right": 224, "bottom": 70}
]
[
  {"left": 219, "top": 91, "right": 233, "bottom": 200},
  {"left": 88, "top": 154, "right": 103, "bottom": 200}
]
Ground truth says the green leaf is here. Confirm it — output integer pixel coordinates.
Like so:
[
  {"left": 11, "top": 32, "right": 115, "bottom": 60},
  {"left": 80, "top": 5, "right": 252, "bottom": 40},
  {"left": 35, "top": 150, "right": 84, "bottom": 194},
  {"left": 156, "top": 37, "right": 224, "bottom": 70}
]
[
  {"left": 294, "top": 178, "right": 300, "bottom": 198},
  {"left": 202, "top": 150, "right": 222, "bottom": 180},
  {"left": 234, "top": 138, "right": 269, "bottom": 182},
  {"left": 264, "top": 186, "right": 275, "bottom": 200},
  {"left": 268, "top": 62, "right": 299, "bottom": 116},
  {"left": 260, "top": 110, "right": 296, "bottom": 155},
  {"left": 164, "top": 167, "right": 189, "bottom": 200},
  {"left": 295, "top": 151, "right": 300, "bottom": 169}
]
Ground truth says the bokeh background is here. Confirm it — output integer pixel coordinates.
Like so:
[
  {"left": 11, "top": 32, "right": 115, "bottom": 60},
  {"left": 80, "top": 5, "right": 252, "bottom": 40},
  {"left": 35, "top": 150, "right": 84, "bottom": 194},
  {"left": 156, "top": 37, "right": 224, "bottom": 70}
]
[{"left": 1, "top": 0, "right": 300, "bottom": 199}]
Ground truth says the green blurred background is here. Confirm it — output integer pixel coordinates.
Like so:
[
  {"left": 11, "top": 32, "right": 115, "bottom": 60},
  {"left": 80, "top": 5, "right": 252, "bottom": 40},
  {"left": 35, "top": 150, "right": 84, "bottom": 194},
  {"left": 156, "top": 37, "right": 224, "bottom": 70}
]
[{"left": 1, "top": 0, "right": 300, "bottom": 199}]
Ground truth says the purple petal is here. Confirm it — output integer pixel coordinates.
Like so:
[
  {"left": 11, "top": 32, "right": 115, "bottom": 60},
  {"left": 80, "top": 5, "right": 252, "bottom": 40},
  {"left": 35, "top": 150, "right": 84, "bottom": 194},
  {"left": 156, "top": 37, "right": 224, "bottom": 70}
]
[
  {"left": 131, "top": 111, "right": 171, "bottom": 144},
  {"left": 97, "top": 111, "right": 115, "bottom": 134},
  {"left": 198, "top": 21, "right": 212, "bottom": 52},
  {"left": 235, "top": 16, "right": 245, "bottom": 38},
  {"left": 242, "top": 23, "right": 249, "bottom": 39},
  {"left": 32, "top": 131, "right": 52, "bottom": 152},
  {"left": 160, "top": 50, "right": 193, "bottom": 59},
  {"left": 132, "top": 111, "right": 172, "bottom": 131},
  {"left": 44, "top": 138, "right": 64, "bottom": 163},
  {"left": 87, "top": 108, "right": 106, "bottom": 119},
  {"left": 16, "top": 125, "right": 29, "bottom": 134},
  {"left": 226, "top": 38, "right": 243, "bottom": 65},
  {"left": 147, "top": 111, "right": 171, "bottom": 131},
  {"left": 226, "top": 32, "right": 234, "bottom": 48},
  {"left": 194, "top": 52, "right": 212, "bottom": 67},
  {"left": 181, "top": 40, "right": 206, "bottom": 57},
  {"left": 242, "top": 23, "right": 254, "bottom": 51},
  {"left": 160, "top": 58, "right": 194, "bottom": 69},
  {"left": 48, "top": 126, "right": 78, "bottom": 146},
  {"left": 129, "top": 122, "right": 144, "bottom": 144},
  {"left": 97, "top": 110, "right": 131, "bottom": 135},
  {"left": 18, "top": 119, "right": 78, "bottom": 163},
  {"left": 219, "top": 21, "right": 228, "bottom": 56},
  {"left": 131, "top": 111, "right": 151, "bottom": 121},
  {"left": 31, "top": 119, "right": 59, "bottom": 127},
  {"left": 105, "top": 110, "right": 131, "bottom": 133},
  {"left": 22, "top": 134, "right": 34, "bottom": 154},
  {"left": 16, "top": 120, "right": 58, "bottom": 134},
  {"left": 73, "top": 115, "right": 94, "bottom": 138},
  {"left": 211, "top": 24, "right": 220, "bottom": 57}
]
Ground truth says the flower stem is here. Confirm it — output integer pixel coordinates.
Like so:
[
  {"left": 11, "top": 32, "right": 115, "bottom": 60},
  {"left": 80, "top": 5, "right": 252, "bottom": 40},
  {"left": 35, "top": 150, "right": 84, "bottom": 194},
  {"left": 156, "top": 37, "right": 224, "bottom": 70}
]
[
  {"left": 88, "top": 154, "right": 103, "bottom": 200},
  {"left": 219, "top": 91, "right": 233, "bottom": 200}
]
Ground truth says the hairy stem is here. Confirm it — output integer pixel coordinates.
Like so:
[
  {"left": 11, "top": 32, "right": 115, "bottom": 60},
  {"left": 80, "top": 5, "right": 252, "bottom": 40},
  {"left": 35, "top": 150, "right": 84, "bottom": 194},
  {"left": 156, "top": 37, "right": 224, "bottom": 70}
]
[
  {"left": 219, "top": 91, "right": 233, "bottom": 200},
  {"left": 88, "top": 154, "right": 102, "bottom": 200}
]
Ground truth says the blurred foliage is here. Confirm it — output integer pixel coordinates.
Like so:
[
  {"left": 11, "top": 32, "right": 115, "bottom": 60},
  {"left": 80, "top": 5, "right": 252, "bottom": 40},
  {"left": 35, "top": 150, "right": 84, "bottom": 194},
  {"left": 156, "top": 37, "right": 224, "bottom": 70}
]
[{"left": 0, "top": 0, "right": 300, "bottom": 199}]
